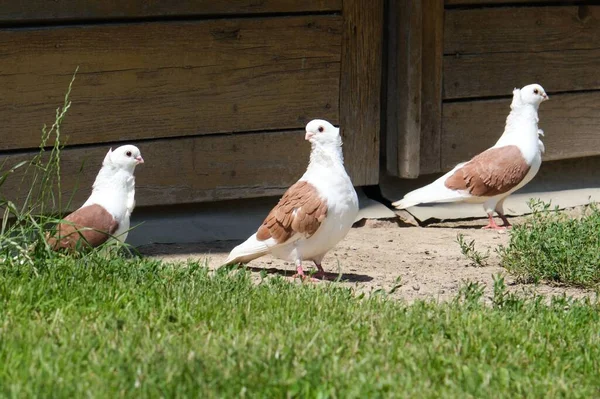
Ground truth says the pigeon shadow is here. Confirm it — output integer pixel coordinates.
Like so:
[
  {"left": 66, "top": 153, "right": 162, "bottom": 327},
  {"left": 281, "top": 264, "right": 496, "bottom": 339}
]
[
  {"left": 138, "top": 241, "right": 373, "bottom": 283},
  {"left": 241, "top": 265, "right": 373, "bottom": 283},
  {"left": 137, "top": 241, "right": 235, "bottom": 257},
  {"left": 424, "top": 224, "right": 487, "bottom": 230}
]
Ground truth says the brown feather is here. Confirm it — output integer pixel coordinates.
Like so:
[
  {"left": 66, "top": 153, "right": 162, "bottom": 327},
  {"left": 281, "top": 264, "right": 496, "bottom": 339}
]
[
  {"left": 47, "top": 204, "right": 119, "bottom": 251},
  {"left": 256, "top": 181, "right": 328, "bottom": 244},
  {"left": 445, "top": 145, "right": 531, "bottom": 197}
]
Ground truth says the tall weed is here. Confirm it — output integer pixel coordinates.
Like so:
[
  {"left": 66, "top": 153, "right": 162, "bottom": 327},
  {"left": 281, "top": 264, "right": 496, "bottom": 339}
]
[{"left": 0, "top": 69, "right": 112, "bottom": 266}]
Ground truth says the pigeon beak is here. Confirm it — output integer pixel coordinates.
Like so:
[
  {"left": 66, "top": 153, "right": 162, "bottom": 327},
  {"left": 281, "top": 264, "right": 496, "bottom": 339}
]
[
  {"left": 135, "top": 155, "right": 144, "bottom": 164},
  {"left": 542, "top": 93, "right": 549, "bottom": 101},
  {"left": 305, "top": 131, "right": 315, "bottom": 141}
]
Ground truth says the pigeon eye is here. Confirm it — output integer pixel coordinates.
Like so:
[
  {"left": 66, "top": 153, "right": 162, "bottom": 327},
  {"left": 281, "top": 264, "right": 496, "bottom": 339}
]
[
  {"left": 533, "top": 89, "right": 539, "bottom": 94},
  {"left": 318, "top": 126, "right": 324, "bottom": 133},
  {"left": 126, "top": 151, "right": 132, "bottom": 157}
]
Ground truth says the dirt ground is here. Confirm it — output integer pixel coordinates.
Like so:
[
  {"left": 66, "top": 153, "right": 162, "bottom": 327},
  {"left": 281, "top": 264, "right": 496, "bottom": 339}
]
[{"left": 140, "top": 214, "right": 594, "bottom": 303}]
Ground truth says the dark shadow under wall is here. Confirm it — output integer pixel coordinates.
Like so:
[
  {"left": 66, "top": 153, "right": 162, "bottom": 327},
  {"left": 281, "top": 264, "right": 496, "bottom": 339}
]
[{"left": 128, "top": 156, "right": 600, "bottom": 246}]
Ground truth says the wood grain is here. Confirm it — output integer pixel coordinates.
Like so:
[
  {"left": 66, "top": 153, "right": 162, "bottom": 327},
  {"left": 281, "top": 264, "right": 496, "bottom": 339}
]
[
  {"left": 340, "top": 0, "right": 383, "bottom": 185},
  {"left": 442, "top": 92, "right": 600, "bottom": 170},
  {"left": 419, "top": 0, "right": 444, "bottom": 174},
  {"left": 0, "top": 0, "right": 342, "bottom": 23},
  {"left": 444, "top": 48, "right": 600, "bottom": 99},
  {"left": 446, "top": 0, "right": 579, "bottom": 6},
  {"left": 0, "top": 16, "right": 341, "bottom": 151},
  {"left": 386, "top": 0, "right": 422, "bottom": 178},
  {"left": 445, "top": 6, "right": 600, "bottom": 55},
  {"left": 0, "top": 131, "right": 313, "bottom": 211}
]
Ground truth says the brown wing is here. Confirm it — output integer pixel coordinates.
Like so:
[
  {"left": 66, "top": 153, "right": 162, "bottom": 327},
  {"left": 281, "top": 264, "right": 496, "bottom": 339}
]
[
  {"left": 256, "top": 181, "right": 328, "bottom": 244},
  {"left": 444, "top": 145, "right": 531, "bottom": 197},
  {"left": 47, "top": 204, "right": 119, "bottom": 251}
]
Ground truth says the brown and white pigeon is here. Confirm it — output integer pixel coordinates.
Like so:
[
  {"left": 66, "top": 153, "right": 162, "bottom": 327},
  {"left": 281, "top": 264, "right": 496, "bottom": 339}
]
[
  {"left": 393, "top": 83, "right": 549, "bottom": 229},
  {"left": 48, "top": 145, "right": 144, "bottom": 250},
  {"left": 224, "top": 119, "right": 359, "bottom": 279}
]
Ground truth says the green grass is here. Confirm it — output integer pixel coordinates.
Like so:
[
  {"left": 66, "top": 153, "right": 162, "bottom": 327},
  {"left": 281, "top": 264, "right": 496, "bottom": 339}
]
[
  {"left": 500, "top": 200, "right": 600, "bottom": 287},
  {"left": 1, "top": 260, "right": 600, "bottom": 398},
  {"left": 456, "top": 233, "right": 489, "bottom": 267},
  {"left": 3, "top": 66, "right": 600, "bottom": 398}
]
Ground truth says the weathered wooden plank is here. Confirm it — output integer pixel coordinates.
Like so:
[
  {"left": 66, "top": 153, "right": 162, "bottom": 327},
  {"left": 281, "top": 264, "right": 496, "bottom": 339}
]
[
  {"left": 0, "top": 1, "right": 342, "bottom": 23},
  {"left": 446, "top": 0, "right": 579, "bottom": 6},
  {"left": 444, "top": 48, "right": 600, "bottom": 99},
  {"left": 419, "top": 0, "right": 444, "bottom": 174},
  {"left": 0, "top": 16, "right": 341, "bottom": 151},
  {"left": 386, "top": 0, "right": 422, "bottom": 178},
  {"left": 0, "top": 131, "right": 313, "bottom": 211},
  {"left": 340, "top": 0, "right": 383, "bottom": 185},
  {"left": 445, "top": 6, "right": 600, "bottom": 55},
  {"left": 442, "top": 92, "right": 600, "bottom": 170}
]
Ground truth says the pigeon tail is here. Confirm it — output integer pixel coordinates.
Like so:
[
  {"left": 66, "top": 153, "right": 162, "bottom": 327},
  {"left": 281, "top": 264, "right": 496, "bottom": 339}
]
[
  {"left": 223, "top": 234, "right": 270, "bottom": 266},
  {"left": 392, "top": 168, "right": 469, "bottom": 209}
]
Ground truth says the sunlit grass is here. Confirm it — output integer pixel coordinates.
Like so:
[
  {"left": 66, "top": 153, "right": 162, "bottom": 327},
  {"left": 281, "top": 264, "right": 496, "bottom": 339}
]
[
  {"left": 1, "top": 263, "right": 600, "bottom": 397},
  {"left": 500, "top": 200, "right": 600, "bottom": 287}
]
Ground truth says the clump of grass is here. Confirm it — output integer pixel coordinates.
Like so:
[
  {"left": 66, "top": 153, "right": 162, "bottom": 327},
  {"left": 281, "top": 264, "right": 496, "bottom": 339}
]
[
  {"left": 456, "top": 233, "right": 489, "bottom": 267},
  {"left": 499, "top": 199, "right": 600, "bottom": 287}
]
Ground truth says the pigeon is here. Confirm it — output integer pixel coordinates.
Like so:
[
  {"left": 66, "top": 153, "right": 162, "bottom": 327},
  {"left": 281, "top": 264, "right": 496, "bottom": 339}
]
[
  {"left": 48, "top": 145, "right": 144, "bottom": 250},
  {"left": 393, "top": 83, "right": 549, "bottom": 229},
  {"left": 224, "top": 119, "right": 359, "bottom": 279}
]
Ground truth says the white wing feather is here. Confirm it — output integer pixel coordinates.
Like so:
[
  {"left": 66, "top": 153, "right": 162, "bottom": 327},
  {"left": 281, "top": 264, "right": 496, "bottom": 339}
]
[{"left": 392, "top": 163, "right": 472, "bottom": 209}]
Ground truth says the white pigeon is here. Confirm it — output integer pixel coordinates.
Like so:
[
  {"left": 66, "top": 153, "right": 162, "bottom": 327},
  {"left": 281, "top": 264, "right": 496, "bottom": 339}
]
[
  {"left": 48, "top": 145, "right": 144, "bottom": 250},
  {"left": 393, "top": 83, "right": 549, "bottom": 229},
  {"left": 224, "top": 119, "right": 359, "bottom": 279}
]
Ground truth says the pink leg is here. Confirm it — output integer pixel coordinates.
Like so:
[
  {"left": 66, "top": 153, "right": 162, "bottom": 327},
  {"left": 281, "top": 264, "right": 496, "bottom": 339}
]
[
  {"left": 313, "top": 262, "right": 326, "bottom": 279},
  {"left": 292, "top": 260, "right": 321, "bottom": 282},
  {"left": 292, "top": 262, "right": 307, "bottom": 279},
  {"left": 482, "top": 213, "right": 506, "bottom": 230},
  {"left": 498, "top": 213, "right": 512, "bottom": 228}
]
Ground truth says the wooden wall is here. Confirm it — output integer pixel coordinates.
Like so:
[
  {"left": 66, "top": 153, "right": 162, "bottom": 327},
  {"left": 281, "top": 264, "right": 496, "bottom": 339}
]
[
  {"left": 387, "top": 0, "right": 600, "bottom": 177},
  {"left": 0, "top": 0, "right": 383, "bottom": 210}
]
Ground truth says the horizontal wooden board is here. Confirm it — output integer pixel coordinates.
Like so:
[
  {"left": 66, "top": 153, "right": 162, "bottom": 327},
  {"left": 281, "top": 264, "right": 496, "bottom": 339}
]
[
  {"left": 442, "top": 92, "right": 600, "bottom": 170},
  {"left": 444, "top": 48, "right": 600, "bottom": 99},
  {"left": 445, "top": 6, "right": 600, "bottom": 55},
  {"left": 0, "top": 1, "right": 342, "bottom": 23},
  {"left": 446, "top": 0, "right": 579, "bottom": 6},
  {"left": 0, "top": 16, "right": 341, "bottom": 151},
  {"left": 0, "top": 131, "right": 318, "bottom": 211}
]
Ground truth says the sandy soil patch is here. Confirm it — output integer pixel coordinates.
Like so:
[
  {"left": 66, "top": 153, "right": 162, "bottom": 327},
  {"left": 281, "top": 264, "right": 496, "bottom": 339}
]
[{"left": 139, "top": 214, "right": 594, "bottom": 302}]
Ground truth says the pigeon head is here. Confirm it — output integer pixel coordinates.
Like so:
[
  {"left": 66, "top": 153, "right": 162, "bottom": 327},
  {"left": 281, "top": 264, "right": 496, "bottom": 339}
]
[
  {"left": 513, "top": 84, "right": 548, "bottom": 109},
  {"left": 103, "top": 145, "right": 144, "bottom": 172},
  {"left": 304, "top": 119, "right": 340, "bottom": 147}
]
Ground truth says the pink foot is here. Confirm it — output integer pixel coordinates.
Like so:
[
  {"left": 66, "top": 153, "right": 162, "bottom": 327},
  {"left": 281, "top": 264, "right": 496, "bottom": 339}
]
[
  {"left": 499, "top": 215, "right": 512, "bottom": 229},
  {"left": 482, "top": 223, "right": 508, "bottom": 230},
  {"left": 482, "top": 214, "right": 508, "bottom": 230},
  {"left": 292, "top": 265, "right": 319, "bottom": 282},
  {"left": 313, "top": 263, "right": 326, "bottom": 280}
]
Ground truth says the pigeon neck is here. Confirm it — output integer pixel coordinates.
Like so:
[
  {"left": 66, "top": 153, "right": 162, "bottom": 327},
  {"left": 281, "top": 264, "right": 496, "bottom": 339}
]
[
  {"left": 307, "top": 139, "right": 344, "bottom": 170},
  {"left": 504, "top": 104, "right": 539, "bottom": 134},
  {"left": 84, "top": 165, "right": 136, "bottom": 219},
  {"left": 89, "top": 166, "right": 135, "bottom": 201},
  {"left": 496, "top": 103, "right": 541, "bottom": 149}
]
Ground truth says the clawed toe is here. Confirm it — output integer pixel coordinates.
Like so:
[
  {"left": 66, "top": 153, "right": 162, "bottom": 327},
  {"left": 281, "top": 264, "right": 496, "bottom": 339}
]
[
  {"left": 482, "top": 224, "right": 508, "bottom": 231},
  {"left": 292, "top": 273, "right": 320, "bottom": 282}
]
